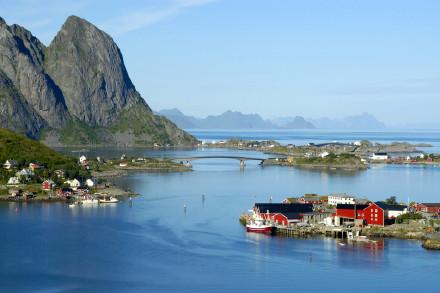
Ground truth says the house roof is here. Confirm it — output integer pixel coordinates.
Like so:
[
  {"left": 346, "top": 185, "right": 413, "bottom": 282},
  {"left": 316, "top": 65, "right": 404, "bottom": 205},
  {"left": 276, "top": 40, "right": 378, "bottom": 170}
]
[
  {"left": 282, "top": 212, "right": 305, "bottom": 220},
  {"left": 255, "top": 203, "right": 313, "bottom": 214},
  {"left": 336, "top": 204, "right": 369, "bottom": 210},
  {"left": 419, "top": 203, "right": 440, "bottom": 207},
  {"left": 376, "top": 202, "right": 407, "bottom": 211}
]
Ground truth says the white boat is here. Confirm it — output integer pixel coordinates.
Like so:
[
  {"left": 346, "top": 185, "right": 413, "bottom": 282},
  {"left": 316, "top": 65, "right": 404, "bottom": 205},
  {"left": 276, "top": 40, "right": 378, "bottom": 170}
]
[
  {"left": 347, "top": 231, "right": 376, "bottom": 243},
  {"left": 80, "top": 198, "right": 99, "bottom": 205},
  {"left": 246, "top": 217, "right": 274, "bottom": 234},
  {"left": 98, "top": 196, "right": 119, "bottom": 203}
]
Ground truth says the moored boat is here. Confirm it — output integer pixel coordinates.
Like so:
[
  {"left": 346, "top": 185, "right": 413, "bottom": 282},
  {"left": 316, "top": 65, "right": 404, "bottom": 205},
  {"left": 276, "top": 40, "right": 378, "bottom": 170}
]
[
  {"left": 246, "top": 218, "right": 274, "bottom": 234},
  {"left": 347, "top": 231, "right": 376, "bottom": 243},
  {"left": 79, "top": 195, "right": 99, "bottom": 205},
  {"left": 98, "top": 196, "right": 119, "bottom": 203}
]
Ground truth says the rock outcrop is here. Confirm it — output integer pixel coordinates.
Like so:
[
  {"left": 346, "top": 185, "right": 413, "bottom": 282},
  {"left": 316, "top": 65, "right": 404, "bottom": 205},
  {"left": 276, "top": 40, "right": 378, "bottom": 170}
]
[
  {"left": 0, "top": 70, "right": 45, "bottom": 138},
  {"left": 0, "top": 16, "right": 197, "bottom": 146}
]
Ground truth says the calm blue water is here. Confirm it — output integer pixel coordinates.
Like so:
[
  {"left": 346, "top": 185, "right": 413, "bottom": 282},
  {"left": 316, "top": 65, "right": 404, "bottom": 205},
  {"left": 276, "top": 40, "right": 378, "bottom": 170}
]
[{"left": 2, "top": 130, "right": 440, "bottom": 292}]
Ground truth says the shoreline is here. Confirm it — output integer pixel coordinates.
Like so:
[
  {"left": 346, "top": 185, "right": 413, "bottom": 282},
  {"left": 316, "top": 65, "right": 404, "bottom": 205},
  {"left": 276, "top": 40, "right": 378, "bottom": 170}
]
[
  {"left": 262, "top": 159, "right": 368, "bottom": 171},
  {"left": 239, "top": 215, "right": 440, "bottom": 250}
]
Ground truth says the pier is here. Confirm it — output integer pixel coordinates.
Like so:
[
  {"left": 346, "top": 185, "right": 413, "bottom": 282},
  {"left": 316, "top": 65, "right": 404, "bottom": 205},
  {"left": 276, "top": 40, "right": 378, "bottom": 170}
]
[{"left": 273, "top": 226, "right": 361, "bottom": 239}]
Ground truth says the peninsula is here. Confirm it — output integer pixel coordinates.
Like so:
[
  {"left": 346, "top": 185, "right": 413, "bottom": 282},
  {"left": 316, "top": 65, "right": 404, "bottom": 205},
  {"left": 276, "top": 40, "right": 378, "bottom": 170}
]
[{"left": 0, "top": 128, "right": 190, "bottom": 202}]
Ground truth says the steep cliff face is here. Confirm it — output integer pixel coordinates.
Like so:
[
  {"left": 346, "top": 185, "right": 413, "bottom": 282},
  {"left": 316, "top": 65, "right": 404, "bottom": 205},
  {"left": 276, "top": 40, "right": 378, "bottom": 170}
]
[
  {"left": 0, "top": 70, "right": 45, "bottom": 138},
  {"left": 0, "top": 18, "right": 69, "bottom": 127},
  {"left": 0, "top": 16, "right": 197, "bottom": 146},
  {"left": 45, "top": 16, "right": 141, "bottom": 127}
]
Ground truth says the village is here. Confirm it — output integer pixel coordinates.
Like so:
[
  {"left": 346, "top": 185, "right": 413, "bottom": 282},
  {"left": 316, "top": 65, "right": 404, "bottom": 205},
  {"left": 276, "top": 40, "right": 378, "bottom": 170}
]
[
  {"left": 0, "top": 155, "right": 137, "bottom": 204},
  {"left": 241, "top": 193, "right": 440, "bottom": 250},
  {"left": 200, "top": 139, "right": 440, "bottom": 170}
]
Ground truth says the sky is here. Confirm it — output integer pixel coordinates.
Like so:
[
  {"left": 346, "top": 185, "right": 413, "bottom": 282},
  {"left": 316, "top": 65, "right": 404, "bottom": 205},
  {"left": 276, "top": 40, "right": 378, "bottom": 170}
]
[{"left": 1, "top": 0, "right": 440, "bottom": 125}]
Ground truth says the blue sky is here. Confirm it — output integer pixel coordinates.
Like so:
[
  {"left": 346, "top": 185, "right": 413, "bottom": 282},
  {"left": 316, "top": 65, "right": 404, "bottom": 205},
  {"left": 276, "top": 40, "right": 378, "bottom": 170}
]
[{"left": 1, "top": 0, "right": 439, "bottom": 125}]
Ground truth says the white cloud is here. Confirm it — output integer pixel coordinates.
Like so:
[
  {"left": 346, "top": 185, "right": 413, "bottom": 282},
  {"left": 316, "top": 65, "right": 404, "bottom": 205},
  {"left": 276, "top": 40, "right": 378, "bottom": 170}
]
[{"left": 100, "top": 0, "right": 217, "bottom": 35}]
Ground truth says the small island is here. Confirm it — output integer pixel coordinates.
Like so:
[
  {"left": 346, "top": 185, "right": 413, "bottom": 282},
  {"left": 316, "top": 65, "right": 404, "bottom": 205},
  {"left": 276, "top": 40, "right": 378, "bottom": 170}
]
[
  {"left": 262, "top": 153, "right": 368, "bottom": 171},
  {"left": 200, "top": 139, "right": 440, "bottom": 170}
]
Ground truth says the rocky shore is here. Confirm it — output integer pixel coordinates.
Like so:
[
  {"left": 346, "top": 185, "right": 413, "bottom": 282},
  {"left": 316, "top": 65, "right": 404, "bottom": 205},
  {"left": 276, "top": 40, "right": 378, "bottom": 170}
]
[
  {"left": 422, "top": 239, "right": 440, "bottom": 250},
  {"left": 240, "top": 215, "right": 440, "bottom": 250}
]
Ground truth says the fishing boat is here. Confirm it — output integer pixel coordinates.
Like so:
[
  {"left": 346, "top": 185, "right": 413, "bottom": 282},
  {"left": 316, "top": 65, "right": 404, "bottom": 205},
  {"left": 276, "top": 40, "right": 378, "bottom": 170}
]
[
  {"left": 98, "top": 196, "right": 119, "bottom": 203},
  {"left": 246, "top": 217, "right": 274, "bottom": 234},
  {"left": 80, "top": 196, "right": 99, "bottom": 205}
]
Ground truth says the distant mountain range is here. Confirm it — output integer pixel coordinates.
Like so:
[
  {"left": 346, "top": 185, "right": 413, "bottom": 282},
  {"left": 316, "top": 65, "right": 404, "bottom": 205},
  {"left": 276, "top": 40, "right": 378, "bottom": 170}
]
[
  {"left": 309, "top": 113, "right": 387, "bottom": 130},
  {"left": 158, "top": 109, "right": 315, "bottom": 129},
  {"left": 158, "top": 109, "right": 389, "bottom": 130}
]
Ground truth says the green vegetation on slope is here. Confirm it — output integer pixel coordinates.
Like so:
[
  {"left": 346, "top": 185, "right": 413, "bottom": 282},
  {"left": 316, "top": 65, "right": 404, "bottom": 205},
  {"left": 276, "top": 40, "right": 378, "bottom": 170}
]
[
  {"left": 0, "top": 128, "right": 84, "bottom": 183},
  {"left": 110, "top": 101, "right": 195, "bottom": 145},
  {"left": 293, "top": 153, "right": 363, "bottom": 166},
  {"left": 57, "top": 119, "right": 103, "bottom": 145}
]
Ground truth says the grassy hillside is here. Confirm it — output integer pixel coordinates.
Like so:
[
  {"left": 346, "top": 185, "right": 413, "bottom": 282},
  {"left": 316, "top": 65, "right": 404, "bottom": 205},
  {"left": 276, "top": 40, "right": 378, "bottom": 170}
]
[{"left": 0, "top": 128, "right": 83, "bottom": 182}]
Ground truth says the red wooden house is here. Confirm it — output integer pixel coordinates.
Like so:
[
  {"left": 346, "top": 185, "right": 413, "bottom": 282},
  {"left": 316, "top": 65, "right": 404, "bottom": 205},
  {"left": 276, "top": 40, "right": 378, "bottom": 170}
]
[
  {"left": 336, "top": 202, "right": 407, "bottom": 226},
  {"left": 41, "top": 180, "right": 55, "bottom": 191},
  {"left": 414, "top": 203, "right": 440, "bottom": 213},
  {"left": 254, "top": 203, "right": 313, "bottom": 226},
  {"left": 363, "top": 203, "right": 385, "bottom": 226}
]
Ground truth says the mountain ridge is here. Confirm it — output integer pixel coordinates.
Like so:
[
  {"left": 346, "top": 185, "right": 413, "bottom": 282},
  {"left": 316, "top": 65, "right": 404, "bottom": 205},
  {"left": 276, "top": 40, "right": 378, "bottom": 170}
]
[
  {"left": 309, "top": 112, "right": 387, "bottom": 129},
  {"left": 158, "top": 109, "right": 315, "bottom": 129},
  {"left": 0, "top": 15, "right": 197, "bottom": 146}
]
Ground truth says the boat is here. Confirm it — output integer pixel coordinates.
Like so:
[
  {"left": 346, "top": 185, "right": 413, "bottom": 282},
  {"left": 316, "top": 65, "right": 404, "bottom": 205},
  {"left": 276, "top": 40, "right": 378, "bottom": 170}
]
[
  {"left": 98, "top": 196, "right": 119, "bottom": 203},
  {"left": 347, "top": 231, "right": 376, "bottom": 243},
  {"left": 246, "top": 217, "right": 274, "bottom": 234},
  {"left": 80, "top": 196, "right": 99, "bottom": 205}
]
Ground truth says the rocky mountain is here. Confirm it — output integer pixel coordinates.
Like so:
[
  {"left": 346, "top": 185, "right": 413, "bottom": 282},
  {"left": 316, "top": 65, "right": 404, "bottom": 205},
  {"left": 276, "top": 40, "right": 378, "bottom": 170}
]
[
  {"left": 0, "top": 70, "right": 46, "bottom": 138},
  {"left": 157, "top": 108, "right": 199, "bottom": 128},
  {"left": 0, "top": 16, "right": 197, "bottom": 146},
  {"left": 309, "top": 113, "right": 386, "bottom": 129},
  {"left": 270, "top": 116, "right": 315, "bottom": 129},
  {"left": 202, "top": 111, "right": 276, "bottom": 129},
  {"left": 159, "top": 109, "right": 281, "bottom": 129}
]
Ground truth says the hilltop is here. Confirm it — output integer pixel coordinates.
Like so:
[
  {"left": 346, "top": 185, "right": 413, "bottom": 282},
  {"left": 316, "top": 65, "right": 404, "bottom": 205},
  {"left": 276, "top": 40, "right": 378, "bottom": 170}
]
[{"left": 0, "top": 16, "right": 197, "bottom": 146}]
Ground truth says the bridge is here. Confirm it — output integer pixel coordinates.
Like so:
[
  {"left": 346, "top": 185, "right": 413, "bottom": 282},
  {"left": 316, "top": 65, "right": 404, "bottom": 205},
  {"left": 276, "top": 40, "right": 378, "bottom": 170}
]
[{"left": 171, "top": 155, "right": 267, "bottom": 168}]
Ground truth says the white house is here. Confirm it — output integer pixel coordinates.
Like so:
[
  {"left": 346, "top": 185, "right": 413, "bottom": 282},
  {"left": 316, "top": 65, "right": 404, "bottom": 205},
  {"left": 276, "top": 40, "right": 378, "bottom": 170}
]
[
  {"left": 7, "top": 177, "right": 20, "bottom": 185},
  {"left": 320, "top": 151, "right": 330, "bottom": 158},
  {"left": 79, "top": 155, "right": 87, "bottom": 165},
  {"left": 65, "top": 179, "right": 81, "bottom": 190},
  {"left": 328, "top": 194, "right": 356, "bottom": 206},
  {"left": 369, "top": 152, "right": 389, "bottom": 160},
  {"left": 387, "top": 206, "right": 408, "bottom": 219},
  {"left": 3, "top": 160, "right": 18, "bottom": 169},
  {"left": 86, "top": 179, "right": 94, "bottom": 188},
  {"left": 15, "top": 168, "right": 34, "bottom": 178}
]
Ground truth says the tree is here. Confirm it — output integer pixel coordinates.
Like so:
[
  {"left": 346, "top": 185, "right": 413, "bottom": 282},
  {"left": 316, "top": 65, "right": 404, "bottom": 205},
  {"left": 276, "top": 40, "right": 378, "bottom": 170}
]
[{"left": 385, "top": 196, "right": 398, "bottom": 205}]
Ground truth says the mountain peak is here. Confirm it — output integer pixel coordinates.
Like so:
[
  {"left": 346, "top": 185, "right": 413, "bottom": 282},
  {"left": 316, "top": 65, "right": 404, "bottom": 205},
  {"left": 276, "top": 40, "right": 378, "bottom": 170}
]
[
  {"left": 46, "top": 15, "right": 138, "bottom": 126},
  {"left": 0, "top": 16, "right": 6, "bottom": 25},
  {"left": 63, "top": 15, "right": 93, "bottom": 28},
  {"left": 0, "top": 15, "right": 197, "bottom": 146}
]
